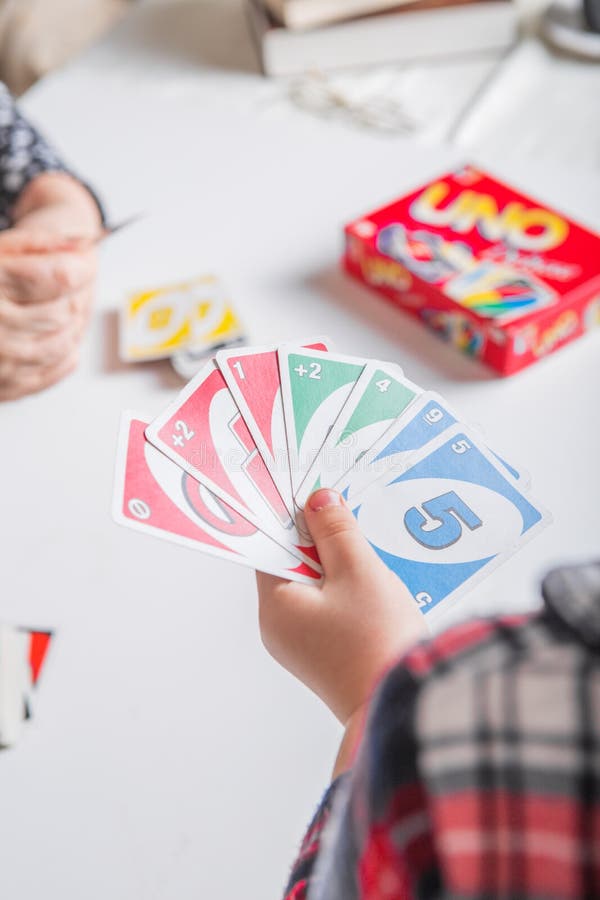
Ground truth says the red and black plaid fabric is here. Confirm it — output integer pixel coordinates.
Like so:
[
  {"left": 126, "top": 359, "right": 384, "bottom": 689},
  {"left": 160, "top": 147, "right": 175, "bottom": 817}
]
[{"left": 284, "top": 562, "right": 600, "bottom": 900}]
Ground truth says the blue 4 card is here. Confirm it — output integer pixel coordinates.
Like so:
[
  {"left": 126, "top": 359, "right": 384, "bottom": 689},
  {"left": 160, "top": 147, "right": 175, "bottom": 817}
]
[
  {"left": 336, "top": 391, "right": 526, "bottom": 502},
  {"left": 351, "top": 424, "right": 550, "bottom": 618}
]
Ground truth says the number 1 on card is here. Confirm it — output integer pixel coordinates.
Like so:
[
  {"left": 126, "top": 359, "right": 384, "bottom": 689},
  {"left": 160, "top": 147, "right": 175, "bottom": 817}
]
[{"left": 232, "top": 361, "right": 245, "bottom": 380}]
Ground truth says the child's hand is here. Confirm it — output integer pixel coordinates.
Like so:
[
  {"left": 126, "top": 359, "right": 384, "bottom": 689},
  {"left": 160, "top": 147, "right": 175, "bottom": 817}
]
[{"left": 256, "top": 488, "right": 426, "bottom": 726}]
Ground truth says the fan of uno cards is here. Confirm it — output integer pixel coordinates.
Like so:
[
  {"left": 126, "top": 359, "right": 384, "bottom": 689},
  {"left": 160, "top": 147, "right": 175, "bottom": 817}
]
[{"left": 113, "top": 338, "right": 550, "bottom": 620}]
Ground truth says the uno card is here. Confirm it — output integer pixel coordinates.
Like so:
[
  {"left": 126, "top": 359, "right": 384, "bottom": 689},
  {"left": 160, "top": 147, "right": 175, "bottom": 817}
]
[
  {"left": 120, "top": 278, "right": 193, "bottom": 362},
  {"left": 278, "top": 347, "right": 367, "bottom": 498},
  {"left": 0, "top": 625, "right": 29, "bottom": 748},
  {"left": 172, "top": 336, "right": 246, "bottom": 381},
  {"left": 21, "top": 629, "right": 52, "bottom": 721},
  {"left": 144, "top": 362, "right": 321, "bottom": 569},
  {"left": 338, "top": 391, "right": 525, "bottom": 502},
  {"left": 490, "top": 451, "right": 528, "bottom": 486},
  {"left": 113, "top": 414, "right": 322, "bottom": 585},
  {"left": 0, "top": 625, "right": 51, "bottom": 748},
  {"left": 337, "top": 391, "right": 458, "bottom": 501},
  {"left": 186, "top": 277, "right": 245, "bottom": 351},
  {"left": 216, "top": 338, "right": 330, "bottom": 517},
  {"left": 295, "top": 361, "right": 421, "bottom": 509},
  {"left": 119, "top": 275, "right": 244, "bottom": 363},
  {"left": 351, "top": 424, "right": 551, "bottom": 618}
]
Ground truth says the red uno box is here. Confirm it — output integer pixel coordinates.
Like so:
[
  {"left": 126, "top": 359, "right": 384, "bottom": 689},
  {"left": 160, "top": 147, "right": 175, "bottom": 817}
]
[{"left": 343, "top": 165, "right": 600, "bottom": 376}]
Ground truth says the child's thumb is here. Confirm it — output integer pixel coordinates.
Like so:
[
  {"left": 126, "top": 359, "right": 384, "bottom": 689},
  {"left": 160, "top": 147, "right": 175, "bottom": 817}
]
[{"left": 303, "top": 489, "right": 378, "bottom": 583}]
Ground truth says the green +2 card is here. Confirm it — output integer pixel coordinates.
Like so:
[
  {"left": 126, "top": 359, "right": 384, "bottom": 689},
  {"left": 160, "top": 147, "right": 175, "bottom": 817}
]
[{"left": 278, "top": 346, "right": 366, "bottom": 497}]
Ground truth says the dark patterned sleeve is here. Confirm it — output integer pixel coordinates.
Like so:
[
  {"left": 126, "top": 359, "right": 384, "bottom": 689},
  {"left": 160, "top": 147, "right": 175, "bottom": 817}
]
[
  {"left": 0, "top": 81, "right": 104, "bottom": 228},
  {"left": 283, "top": 656, "right": 438, "bottom": 900},
  {"left": 283, "top": 777, "right": 350, "bottom": 900},
  {"left": 306, "top": 661, "right": 437, "bottom": 900}
]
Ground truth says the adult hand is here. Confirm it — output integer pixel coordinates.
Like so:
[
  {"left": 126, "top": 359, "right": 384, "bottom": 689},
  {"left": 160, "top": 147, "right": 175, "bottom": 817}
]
[
  {"left": 0, "top": 172, "right": 101, "bottom": 401},
  {"left": 0, "top": 229, "right": 97, "bottom": 400},
  {"left": 256, "top": 489, "right": 426, "bottom": 728}
]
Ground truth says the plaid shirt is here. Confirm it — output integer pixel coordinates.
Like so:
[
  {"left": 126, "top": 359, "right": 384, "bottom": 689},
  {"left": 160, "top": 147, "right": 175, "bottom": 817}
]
[{"left": 284, "top": 562, "right": 600, "bottom": 900}]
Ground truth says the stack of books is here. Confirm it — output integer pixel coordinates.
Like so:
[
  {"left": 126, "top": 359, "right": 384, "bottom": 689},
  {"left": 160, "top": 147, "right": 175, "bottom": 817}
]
[{"left": 246, "top": 0, "right": 517, "bottom": 75}]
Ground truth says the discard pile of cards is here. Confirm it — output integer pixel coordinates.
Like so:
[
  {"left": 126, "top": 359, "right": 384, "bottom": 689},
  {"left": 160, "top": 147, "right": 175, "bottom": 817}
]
[
  {"left": 113, "top": 340, "right": 551, "bottom": 619},
  {"left": 0, "top": 625, "right": 52, "bottom": 749},
  {"left": 119, "top": 275, "right": 247, "bottom": 379}
]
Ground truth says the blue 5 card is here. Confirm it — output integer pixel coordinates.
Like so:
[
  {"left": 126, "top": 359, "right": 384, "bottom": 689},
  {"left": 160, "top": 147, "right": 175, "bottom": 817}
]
[
  {"left": 490, "top": 449, "right": 529, "bottom": 487},
  {"left": 352, "top": 424, "right": 550, "bottom": 618}
]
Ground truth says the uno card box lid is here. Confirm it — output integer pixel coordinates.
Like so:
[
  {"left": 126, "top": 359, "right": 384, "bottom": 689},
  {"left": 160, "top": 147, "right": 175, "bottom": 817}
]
[{"left": 344, "top": 166, "right": 600, "bottom": 373}]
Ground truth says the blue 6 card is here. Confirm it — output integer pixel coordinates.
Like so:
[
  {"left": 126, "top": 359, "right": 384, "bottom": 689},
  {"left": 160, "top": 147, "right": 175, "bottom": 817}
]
[
  {"left": 352, "top": 424, "right": 550, "bottom": 618},
  {"left": 337, "top": 391, "right": 525, "bottom": 502},
  {"left": 336, "top": 392, "right": 458, "bottom": 501}
]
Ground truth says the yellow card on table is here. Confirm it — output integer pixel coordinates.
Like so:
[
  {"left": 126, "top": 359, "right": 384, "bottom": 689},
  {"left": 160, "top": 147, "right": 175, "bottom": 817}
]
[{"left": 119, "top": 276, "right": 244, "bottom": 363}]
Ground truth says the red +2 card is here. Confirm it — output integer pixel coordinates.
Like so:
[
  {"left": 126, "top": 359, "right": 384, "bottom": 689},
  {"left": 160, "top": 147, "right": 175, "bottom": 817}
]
[
  {"left": 144, "top": 362, "right": 320, "bottom": 569},
  {"left": 113, "top": 413, "right": 322, "bottom": 584}
]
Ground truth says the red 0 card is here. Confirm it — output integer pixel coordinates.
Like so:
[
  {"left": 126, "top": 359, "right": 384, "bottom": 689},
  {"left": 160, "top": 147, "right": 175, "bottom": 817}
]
[
  {"left": 113, "top": 414, "right": 322, "bottom": 584},
  {"left": 216, "top": 338, "right": 330, "bottom": 517},
  {"left": 144, "top": 361, "right": 320, "bottom": 569}
]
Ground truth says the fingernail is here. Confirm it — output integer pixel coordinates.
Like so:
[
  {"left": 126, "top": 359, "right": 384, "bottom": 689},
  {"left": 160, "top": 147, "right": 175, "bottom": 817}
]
[{"left": 308, "top": 489, "right": 342, "bottom": 512}]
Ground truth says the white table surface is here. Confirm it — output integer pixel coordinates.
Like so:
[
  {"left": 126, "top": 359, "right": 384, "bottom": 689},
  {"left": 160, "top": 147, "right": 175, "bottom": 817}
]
[{"left": 2, "top": 2, "right": 599, "bottom": 898}]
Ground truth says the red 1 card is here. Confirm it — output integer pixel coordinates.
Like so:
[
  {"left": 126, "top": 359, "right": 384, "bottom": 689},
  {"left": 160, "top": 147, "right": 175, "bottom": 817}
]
[
  {"left": 113, "top": 414, "right": 322, "bottom": 585},
  {"left": 216, "top": 339, "right": 330, "bottom": 517}
]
